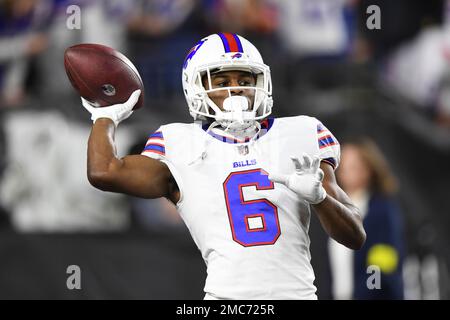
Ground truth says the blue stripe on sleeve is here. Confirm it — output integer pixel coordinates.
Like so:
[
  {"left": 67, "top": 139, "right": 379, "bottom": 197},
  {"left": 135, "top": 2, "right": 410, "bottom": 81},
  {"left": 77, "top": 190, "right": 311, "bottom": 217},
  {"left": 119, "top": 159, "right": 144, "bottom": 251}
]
[
  {"left": 319, "top": 136, "right": 336, "bottom": 147},
  {"left": 149, "top": 132, "right": 163, "bottom": 139},
  {"left": 144, "top": 144, "right": 165, "bottom": 154}
]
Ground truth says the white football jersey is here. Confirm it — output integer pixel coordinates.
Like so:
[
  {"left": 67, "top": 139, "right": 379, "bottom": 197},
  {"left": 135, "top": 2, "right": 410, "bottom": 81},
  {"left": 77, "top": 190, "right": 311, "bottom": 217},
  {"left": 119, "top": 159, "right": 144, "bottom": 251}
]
[{"left": 141, "top": 116, "right": 340, "bottom": 299}]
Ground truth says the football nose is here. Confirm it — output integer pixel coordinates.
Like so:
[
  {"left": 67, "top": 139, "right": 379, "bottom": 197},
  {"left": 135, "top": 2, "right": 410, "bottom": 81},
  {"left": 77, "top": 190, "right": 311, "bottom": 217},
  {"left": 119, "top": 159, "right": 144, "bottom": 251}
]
[{"left": 230, "top": 84, "right": 244, "bottom": 95}]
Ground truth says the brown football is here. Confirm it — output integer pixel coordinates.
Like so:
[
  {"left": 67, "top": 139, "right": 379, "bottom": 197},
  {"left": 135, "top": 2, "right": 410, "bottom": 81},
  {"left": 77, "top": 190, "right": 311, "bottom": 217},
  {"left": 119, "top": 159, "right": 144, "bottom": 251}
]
[{"left": 64, "top": 43, "right": 144, "bottom": 110}]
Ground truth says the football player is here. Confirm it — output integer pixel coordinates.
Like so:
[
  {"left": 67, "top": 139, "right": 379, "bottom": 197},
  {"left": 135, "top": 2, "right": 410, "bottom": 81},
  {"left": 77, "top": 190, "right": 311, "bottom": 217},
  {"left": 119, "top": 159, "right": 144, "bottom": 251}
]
[{"left": 82, "top": 33, "right": 366, "bottom": 299}]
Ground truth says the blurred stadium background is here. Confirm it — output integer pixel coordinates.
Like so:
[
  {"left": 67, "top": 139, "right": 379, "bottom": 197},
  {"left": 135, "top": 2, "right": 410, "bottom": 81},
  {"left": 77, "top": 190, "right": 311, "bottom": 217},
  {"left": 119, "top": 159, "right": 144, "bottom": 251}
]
[{"left": 0, "top": 0, "right": 449, "bottom": 299}]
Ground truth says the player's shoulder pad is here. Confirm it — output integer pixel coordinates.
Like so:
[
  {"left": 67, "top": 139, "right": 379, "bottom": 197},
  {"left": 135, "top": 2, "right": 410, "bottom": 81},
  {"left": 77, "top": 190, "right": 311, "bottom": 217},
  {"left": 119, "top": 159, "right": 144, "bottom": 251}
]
[
  {"left": 274, "top": 115, "right": 319, "bottom": 128},
  {"left": 156, "top": 122, "right": 206, "bottom": 149},
  {"left": 158, "top": 122, "right": 196, "bottom": 135}
]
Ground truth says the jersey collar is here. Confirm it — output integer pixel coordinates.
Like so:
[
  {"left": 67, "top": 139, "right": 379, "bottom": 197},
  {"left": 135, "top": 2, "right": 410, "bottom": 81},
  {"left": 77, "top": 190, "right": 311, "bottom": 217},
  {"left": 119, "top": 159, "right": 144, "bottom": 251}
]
[{"left": 201, "top": 118, "right": 274, "bottom": 144}]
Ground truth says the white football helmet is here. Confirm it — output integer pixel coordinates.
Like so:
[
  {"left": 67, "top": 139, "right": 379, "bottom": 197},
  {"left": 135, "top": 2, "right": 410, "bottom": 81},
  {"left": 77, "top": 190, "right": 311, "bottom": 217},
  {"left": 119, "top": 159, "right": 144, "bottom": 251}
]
[{"left": 182, "top": 33, "right": 273, "bottom": 130}]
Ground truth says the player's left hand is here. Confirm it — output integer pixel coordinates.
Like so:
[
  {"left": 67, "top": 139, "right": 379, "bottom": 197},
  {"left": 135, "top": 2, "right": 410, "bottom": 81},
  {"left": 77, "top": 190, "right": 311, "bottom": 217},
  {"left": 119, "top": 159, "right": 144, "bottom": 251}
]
[{"left": 268, "top": 154, "right": 327, "bottom": 204}]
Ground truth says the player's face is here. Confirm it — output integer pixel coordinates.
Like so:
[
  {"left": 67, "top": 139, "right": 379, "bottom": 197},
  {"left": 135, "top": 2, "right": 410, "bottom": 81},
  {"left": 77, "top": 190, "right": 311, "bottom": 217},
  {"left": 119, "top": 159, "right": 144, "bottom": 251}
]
[
  {"left": 202, "top": 70, "right": 256, "bottom": 111},
  {"left": 337, "top": 145, "right": 371, "bottom": 194}
]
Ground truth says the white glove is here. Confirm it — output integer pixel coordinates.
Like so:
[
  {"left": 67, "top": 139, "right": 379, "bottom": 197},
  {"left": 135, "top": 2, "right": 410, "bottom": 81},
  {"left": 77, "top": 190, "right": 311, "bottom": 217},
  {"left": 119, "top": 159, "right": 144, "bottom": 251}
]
[
  {"left": 81, "top": 89, "right": 141, "bottom": 127},
  {"left": 268, "top": 154, "right": 327, "bottom": 204}
]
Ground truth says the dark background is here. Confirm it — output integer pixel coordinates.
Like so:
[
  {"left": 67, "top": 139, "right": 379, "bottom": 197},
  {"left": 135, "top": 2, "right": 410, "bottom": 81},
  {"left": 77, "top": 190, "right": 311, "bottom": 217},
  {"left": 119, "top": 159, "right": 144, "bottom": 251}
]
[{"left": 0, "top": 0, "right": 448, "bottom": 299}]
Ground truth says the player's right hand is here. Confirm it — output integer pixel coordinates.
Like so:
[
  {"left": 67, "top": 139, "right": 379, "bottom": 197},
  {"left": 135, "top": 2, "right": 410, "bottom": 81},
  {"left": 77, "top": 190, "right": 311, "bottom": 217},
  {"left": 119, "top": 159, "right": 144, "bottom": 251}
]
[
  {"left": 81, "top": 89, "right": 141, "bottom": 127},
  {"left": 268, "top": 154, "right": 327, "bottom": 205}
]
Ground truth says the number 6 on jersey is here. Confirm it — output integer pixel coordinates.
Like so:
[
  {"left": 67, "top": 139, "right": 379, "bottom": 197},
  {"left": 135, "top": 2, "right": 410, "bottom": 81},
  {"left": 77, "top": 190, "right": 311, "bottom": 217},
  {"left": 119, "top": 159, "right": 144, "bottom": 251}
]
[{"left": 223, "top": 169, "right": 281, "bottom": 247}]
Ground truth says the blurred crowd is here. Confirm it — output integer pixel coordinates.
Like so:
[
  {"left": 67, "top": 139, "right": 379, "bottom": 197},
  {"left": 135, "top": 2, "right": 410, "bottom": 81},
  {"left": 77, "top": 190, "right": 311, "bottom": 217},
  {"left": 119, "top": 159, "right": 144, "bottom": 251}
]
[
  {"left": 0, "top": 0, "right": 448, "bottom": 300},
  {"left": 0, "top": 0, "right": 448, "bottom": 122}
]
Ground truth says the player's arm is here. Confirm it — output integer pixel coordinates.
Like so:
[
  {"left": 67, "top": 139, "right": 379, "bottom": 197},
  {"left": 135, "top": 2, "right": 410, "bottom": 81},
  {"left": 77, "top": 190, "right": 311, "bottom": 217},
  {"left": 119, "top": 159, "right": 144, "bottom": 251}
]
[
  {"left": 82, "top": 90, "right": 179, "bottom": 203},
  {"left": 313, "top": 162, "right": 366, "bottom": 250},
  {"left": 87, "top": 118, "right": 178, "bottom": 202}
]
